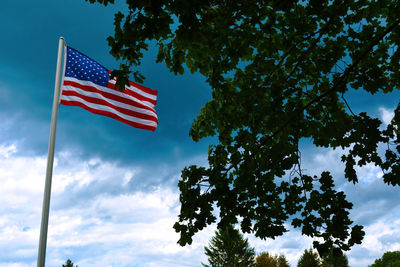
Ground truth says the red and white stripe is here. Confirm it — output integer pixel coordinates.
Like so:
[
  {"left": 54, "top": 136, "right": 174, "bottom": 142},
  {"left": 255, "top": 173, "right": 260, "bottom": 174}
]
[
  {"left": 60, "top": 77, "right": 158, "bottom": 131},
  {"left": 107, "top": 77, "right": 157, "bottom": 108}
]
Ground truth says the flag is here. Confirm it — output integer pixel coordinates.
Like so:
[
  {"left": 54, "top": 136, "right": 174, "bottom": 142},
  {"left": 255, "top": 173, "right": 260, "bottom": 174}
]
[{"left": 60, "top": 46, "right": 158, "bottom": 131}]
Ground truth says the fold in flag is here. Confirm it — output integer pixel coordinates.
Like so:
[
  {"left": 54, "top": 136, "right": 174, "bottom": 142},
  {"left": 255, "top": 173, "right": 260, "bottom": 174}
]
[{"left": 60, "top": 46, "right": 158, "bottom": 131}]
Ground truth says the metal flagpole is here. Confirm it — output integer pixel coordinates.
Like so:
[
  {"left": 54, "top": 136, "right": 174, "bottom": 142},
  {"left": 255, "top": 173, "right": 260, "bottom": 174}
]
[{"left": 37, "top": 36, "right": 65, "bottom": 267}]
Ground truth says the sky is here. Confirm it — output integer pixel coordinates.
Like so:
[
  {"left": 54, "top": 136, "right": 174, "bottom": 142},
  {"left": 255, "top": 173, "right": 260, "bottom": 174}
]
[{"left": 0, "top": 0, "right": 400, "bottom": 266}]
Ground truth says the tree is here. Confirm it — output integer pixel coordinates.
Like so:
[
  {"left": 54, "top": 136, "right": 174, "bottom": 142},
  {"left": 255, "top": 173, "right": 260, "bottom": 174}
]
[
  {"left": 62, "top": 259, "right": 77, "bottom": 267},
  {"left": 86, "top": 0, "right": 400, "bottom": 254},
  {"left": 277, "top": 255, "right": 291, "bottom": 267},
  {"left": 369, "top": 251, "right": 400, "bottom": 267},
  {"left": 321, "top": 247, "right": 350, "bottom": 267},
  {"left": 255, "top": 252, "right": 290, "bottom": 267},
  {"left": 297, "top": 249, "right": 321, "bottom": 267},
  {"left": 202, "top": 224, "right": 255, "bottom": 267}
]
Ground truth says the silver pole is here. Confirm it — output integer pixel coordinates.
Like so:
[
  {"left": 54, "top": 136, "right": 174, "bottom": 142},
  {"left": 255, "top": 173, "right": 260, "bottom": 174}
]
[{"left": 37, "top": 36, "right": 64, "bottom": 267}]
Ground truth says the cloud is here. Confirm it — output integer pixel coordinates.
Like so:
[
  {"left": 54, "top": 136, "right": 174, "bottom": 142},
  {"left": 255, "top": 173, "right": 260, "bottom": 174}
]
[
  {"left": 0, "top": 144, "right": 16, "bottom": 158},
  {"left": 0, "top": 141, "right": 213, "bottom": 267},
  {"left": 348, "top": 216, "right": 400, "bottom": 267},
  {"left": 246, "top": 227, "right": 314, "bottom": 266},
  {"left": 379, "top": 106, "right": 395, "bottom": 125}
]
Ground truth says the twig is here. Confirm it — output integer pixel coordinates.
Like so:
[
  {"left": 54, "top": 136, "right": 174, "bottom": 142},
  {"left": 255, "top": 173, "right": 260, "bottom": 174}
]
[{"left": 341, "top": 93, "right": 355, "bottom": 116}]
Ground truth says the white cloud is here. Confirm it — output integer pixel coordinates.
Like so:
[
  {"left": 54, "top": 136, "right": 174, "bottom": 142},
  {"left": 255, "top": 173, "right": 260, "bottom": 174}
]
[
  {"left": 379, "top": 106, "right": 395, "bottom": 125},
  {"left": 348, "top": 215, "right": 400, "bottom": 267},
  {"left": 0, "top": 143, "right": 17, "bottom": 158},
  {"left": 309, "top": 147, "right": 346, "bottom": 176},
  {"left": 354, "top": 162, "right": 382, "bottom": 185},
  {"left": 0, "top": 142, "right": 212, "bottom": 267},
  {"left": 246, "top": 227, "right": 314, "bottom": 266}
]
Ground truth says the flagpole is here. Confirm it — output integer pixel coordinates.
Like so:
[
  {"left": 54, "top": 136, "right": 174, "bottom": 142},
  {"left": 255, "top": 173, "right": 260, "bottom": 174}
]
[{"left": 37, "top": 36, "right": 64, "bottom": 267}]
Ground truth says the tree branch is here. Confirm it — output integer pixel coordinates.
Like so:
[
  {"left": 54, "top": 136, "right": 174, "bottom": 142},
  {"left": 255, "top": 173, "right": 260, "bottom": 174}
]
[{"left": 222, "top": 17, "right": 400, "bottom": 177}]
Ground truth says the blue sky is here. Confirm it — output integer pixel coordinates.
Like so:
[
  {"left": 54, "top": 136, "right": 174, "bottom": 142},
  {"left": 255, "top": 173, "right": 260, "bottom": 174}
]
[{"left": 0, "top": 0, "right": 400, "bottom": 266}]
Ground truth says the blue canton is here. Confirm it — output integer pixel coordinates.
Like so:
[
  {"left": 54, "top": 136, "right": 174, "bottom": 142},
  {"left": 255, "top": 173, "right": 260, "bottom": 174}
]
[{"left": 65, "top": 46, "right": 109, "bottom": 87}]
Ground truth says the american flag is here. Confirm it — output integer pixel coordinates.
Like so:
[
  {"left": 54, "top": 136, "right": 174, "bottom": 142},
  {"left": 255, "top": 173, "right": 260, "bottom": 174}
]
[{"left": 60, "top": 46, "right": 158, "bottom": 131}]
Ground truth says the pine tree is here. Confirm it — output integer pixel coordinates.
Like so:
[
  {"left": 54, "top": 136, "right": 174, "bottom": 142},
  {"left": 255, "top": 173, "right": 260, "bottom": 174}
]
[
  {"left": 62, "top": 259, "right": 77, "bottom": 267},
  {"left": 202, "top": 224, "right": 255, "bottom": 267},
  {"left": 297, "top": 249, "right": 321, "bottom": 267},
  {"left": 277, "top": 254, "right": 290, "bottom": 267},
  {"left": 321, "top": 247, "right": 349, "bottom": 267}
]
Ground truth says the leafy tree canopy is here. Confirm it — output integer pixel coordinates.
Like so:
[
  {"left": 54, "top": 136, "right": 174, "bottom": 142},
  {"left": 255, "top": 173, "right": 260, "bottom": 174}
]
[
  {"left": 256, "top": 252, "right": 278, "bottom": 267},
  {"left": 369, "top": 251, "right": 400, "bottom": 267},
  {"left": 256, "top": 252, "right": 290, "bottom": 267},
  {"left": 202, "top": 224, "right": 255, "bottom": 267},
  {"left": 86, "top": 0, "right": 400, "bottom": 255}
]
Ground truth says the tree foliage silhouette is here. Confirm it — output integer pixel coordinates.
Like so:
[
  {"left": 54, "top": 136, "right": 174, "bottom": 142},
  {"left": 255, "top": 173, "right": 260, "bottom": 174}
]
[
  {"left": 202, "top": 224, "right": 255, "bottom": 267},
  {"left": 86, "top": 0, "right": 400, "bottom": 255}
]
